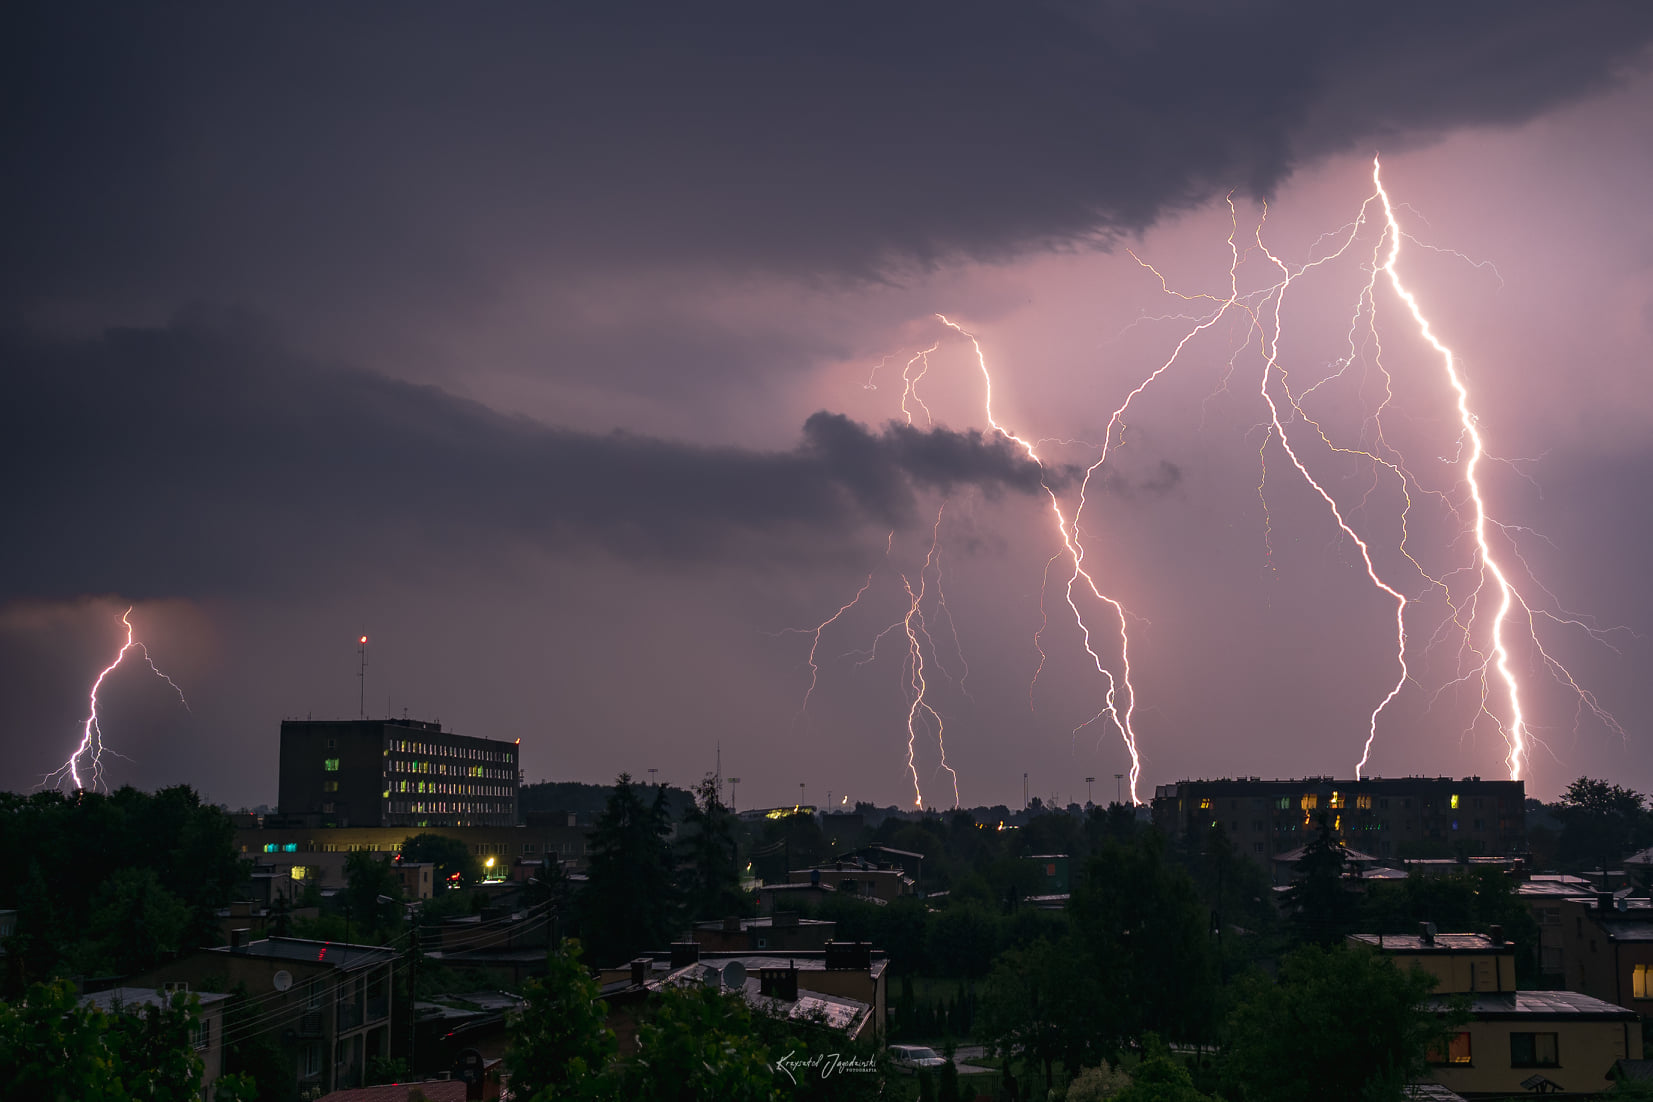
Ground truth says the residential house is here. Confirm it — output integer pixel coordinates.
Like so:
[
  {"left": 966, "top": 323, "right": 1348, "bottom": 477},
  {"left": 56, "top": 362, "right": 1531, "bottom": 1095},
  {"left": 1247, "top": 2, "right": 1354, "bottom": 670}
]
[{"left": 1352, "top": 928, "right": 1641, "bottom": 1096}]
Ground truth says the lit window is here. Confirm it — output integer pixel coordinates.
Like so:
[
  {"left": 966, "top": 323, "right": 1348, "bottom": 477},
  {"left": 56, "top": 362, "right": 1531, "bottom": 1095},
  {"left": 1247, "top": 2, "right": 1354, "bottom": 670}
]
[
  {"left": 290, "top": 866, "right": 310, "bottom": 880},
  {"left": 263, "top": 843, "right": 278, "bottom": 853},
  {"left": 1635, "top": 964, "right": 1650, "bottom": 999},
  {"left": 1428, "top": 1031, "right": 1472, "bottom": 1066},
  {"left": 323, "top": 758, "right": 340, "bottom": 772},
  {"left": 1356, "top": 795, "right": 1373, "bottom": 810},
  {"left": 1510, "top": 1032, "right": 1558, "bottom": 1067},
  {"left": 1450, "top": 793, "right": 1460, "bottom": 809},
  {"left": 283, "top": 843, "right": 297, "bottom": 853},
  {"left": 1199, "top": 797, "right": 1212, "bottom": 810},
  {"left": 1301, "top": 795, "right": 1318, "bottom": 810},
  {"left": 1329, "top": 792, "right": 1344, "bottom": 809},
  {"left": 322, "top": 780, "right": 338, "bottom": 793}
]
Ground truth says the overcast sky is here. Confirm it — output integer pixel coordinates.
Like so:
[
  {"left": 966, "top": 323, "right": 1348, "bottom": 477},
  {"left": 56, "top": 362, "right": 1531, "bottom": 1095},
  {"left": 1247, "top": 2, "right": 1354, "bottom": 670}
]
[{"left": 5, "top": 3, "right": 1652, "bottom": 809}]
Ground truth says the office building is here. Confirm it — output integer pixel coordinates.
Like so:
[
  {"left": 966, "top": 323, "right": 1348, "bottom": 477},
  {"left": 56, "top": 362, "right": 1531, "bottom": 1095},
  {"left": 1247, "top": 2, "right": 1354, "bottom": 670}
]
[
  {"left": 276, "top": 718, "right": 519, "bottom": 829},
  {"left": 1151, "top": 775, "right": 1525, "bottom": 864}
]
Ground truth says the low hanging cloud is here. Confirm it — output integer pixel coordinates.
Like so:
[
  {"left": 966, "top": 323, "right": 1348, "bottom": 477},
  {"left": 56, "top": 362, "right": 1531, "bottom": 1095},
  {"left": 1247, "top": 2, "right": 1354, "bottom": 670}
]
[{"left": 0, "top": 321, "right": 1056, "bottom": 603}]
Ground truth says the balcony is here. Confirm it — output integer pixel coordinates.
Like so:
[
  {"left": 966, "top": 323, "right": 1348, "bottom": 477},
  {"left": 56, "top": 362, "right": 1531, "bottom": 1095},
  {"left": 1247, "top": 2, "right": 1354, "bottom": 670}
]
[
  {"left": 366, "top": 997, "right": 389, "bottom": 1023},
  {"left": 336, "top": 1003, "right": 362, "bottom": 1031}
]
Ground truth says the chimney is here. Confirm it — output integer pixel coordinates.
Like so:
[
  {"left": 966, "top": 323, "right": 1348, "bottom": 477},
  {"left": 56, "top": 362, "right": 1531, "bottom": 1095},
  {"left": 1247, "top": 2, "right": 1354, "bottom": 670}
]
[
  {"left": 1417, "top": 922, "right": 1435, "bottom": 946},
  {"left": 229, "top": 928, "right": 251, "bottom": 952},
  {"left": 758, "top": 966, "right": 798, "bottom": 1001},
  {"left": 1597, "top": 891, "right": 1615, "bottom": 914},
  {"left": 1488, "top": 924, "right": 1504, "bottom": 945},
  {"left": 669, "top": 942, "right": 700, "bottom": 969},
  {"left": 630, "top": 957, "right": 650, "bottom": 987}
]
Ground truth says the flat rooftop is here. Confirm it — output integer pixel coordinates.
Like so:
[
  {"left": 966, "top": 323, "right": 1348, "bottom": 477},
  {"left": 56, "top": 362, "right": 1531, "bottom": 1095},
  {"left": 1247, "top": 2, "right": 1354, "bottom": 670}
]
[
  {"left": 1350, "top": 933, "right": 1508, "bottom": 953},
  {"left": 212, "top": 936, "right": 399, "bottom": 970}
]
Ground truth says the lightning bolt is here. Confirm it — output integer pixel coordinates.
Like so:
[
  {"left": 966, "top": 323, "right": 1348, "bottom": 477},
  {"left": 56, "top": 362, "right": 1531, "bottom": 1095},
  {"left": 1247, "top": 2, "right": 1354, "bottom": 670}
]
[
  {"left": 780, "top": 159, "right": 1622, "bottom": 806},
  {"left": 45, "top": 607, "right": 190, "bottom": 792}
]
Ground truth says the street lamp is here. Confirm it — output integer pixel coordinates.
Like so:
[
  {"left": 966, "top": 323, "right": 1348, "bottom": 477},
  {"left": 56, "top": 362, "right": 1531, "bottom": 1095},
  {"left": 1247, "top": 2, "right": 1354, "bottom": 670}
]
[{"left": 1085, "top": 777, "right": 1095, "bottom": 806}]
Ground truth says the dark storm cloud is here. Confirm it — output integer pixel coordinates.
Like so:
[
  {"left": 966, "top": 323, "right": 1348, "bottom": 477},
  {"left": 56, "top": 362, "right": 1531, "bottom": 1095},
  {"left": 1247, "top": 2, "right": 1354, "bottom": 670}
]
[
  {"left": 5, "top": 2, "right": 1650, "bottom": 320},
  {"left": 0, "top": 320, "right": 1051, "bottom": 601}
]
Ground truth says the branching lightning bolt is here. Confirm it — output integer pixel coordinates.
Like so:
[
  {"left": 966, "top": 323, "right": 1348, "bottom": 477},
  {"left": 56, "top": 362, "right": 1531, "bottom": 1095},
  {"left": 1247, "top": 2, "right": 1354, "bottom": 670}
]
[
  {"left": 45, "top": 607, "right": 190, "bottom": 793},
  {"left": 776, "top": 158, "right": 1624, "bottom": 806}
]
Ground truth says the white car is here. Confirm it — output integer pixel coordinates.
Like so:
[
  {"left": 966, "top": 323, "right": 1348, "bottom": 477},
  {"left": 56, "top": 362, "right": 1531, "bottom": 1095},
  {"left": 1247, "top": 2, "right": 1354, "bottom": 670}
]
[{"left": 888, "top": 1044, "right": 948, "bottom": 1072}]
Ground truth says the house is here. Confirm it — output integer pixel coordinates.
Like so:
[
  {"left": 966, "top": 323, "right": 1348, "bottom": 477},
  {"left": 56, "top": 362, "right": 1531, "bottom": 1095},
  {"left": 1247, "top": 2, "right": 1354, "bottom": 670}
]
[
  {"left": 1352, "top": 928, "right": 1641, "bottom": 1096},
  {"left": 81, "top": 986, "right": 231, "bottom": 1101},
  {"left": 789, "top": 858, "right": 913, "bottom": 903},
  {"left": 690, "top": 912, "right": 838, "bottom": 952},
  {"left": 598, "top": 941, "right": 888, "bottom": 1052},
  {"left": 1556, "top": 893, "right": 1653, "bottom": 1019},
  {"left": 126, "top": 934, "right": 401, "bottom": 1098}
]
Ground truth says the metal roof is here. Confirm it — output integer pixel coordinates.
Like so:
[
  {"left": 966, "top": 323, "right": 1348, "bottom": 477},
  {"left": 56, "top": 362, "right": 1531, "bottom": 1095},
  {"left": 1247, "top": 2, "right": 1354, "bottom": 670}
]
[
  {"left": 1426, "top": 990, "right": 1638, "bottom": 1020},
  {"left": 82, "top": 987, "right": 231, "bottom": 1012},
  {"left": 212, "top": 937, "right": 398, "bottom": 970}
]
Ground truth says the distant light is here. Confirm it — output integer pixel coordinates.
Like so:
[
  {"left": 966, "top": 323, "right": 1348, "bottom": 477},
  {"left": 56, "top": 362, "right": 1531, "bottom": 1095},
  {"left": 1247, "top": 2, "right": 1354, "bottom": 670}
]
[
  {"left": 515, "top": 738, "right": 520, "bottom": 745},
  {"left": 359, "top": 636, "right": 368, "bottom": 644},
  {"left": 485, "top": 857, "right": 495, "bottom": 868}
]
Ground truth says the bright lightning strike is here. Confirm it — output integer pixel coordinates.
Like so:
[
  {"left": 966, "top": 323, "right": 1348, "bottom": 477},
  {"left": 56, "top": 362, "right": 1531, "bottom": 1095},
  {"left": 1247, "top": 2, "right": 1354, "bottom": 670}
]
[
  {"left": 45, "top": 607, "right": 189, "bottom": 793},
  {"left": 780, "top": 160, "right": 1623, "bottom": 807}
]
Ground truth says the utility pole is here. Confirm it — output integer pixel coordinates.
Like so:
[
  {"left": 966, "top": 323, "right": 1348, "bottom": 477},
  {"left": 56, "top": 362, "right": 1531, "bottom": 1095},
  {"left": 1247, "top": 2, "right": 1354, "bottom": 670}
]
[
  {"left": 1115, "top": 773, "right": 1125, "bottom": 806},
  {"left": 1085, "top": 777, "right": 1095, "bottom": 807},
  {"left": 727, "top": 777, "right": 740, "bottom": 810},
  {"left": 1023, "top": 773, "right": 1029, "bottom": 809}
]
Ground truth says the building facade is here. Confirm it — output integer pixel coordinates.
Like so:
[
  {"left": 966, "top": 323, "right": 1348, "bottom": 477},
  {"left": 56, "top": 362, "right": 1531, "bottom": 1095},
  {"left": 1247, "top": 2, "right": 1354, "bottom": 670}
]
[
  {"left": 276, "top": 718, "right": 520, "bottom": 829},
  {"left": 1151, "top": 776, "right": 1525, "bottom": 864}
]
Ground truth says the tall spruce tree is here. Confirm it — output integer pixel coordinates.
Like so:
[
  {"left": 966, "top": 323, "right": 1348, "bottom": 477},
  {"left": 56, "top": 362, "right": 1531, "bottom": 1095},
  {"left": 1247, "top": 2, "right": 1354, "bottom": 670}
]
[
  {"left": 678, "top": 774, "right": 747, "bottom": 922},
  {"left": 580, "top": 774, "right": 678, "bottom": 965}
]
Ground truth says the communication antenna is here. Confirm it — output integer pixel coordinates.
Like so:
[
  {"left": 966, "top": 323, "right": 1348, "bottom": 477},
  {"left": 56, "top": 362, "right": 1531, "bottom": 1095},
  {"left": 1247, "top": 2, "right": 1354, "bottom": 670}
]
[{"left": 357, "top": 634, "right": 369, "bottom": 719}]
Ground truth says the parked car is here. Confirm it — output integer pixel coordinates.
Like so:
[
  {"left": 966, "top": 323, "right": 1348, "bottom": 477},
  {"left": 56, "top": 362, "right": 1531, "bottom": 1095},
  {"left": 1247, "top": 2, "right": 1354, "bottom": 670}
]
[{"left": 888, "top": 1044, "right": 948, "bottom": 1072}]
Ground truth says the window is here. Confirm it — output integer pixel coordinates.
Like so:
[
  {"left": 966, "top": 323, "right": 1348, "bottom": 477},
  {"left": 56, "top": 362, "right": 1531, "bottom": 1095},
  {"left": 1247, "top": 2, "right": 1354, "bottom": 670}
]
[
  {"left": 1510, "top": 1032, "right": 1559, "bottom": 1067},
  {"left": 322, "top": 780, "right": 338, "bottom": 793},
  {"left": 1450, "top": 793, "right": 1460, "bottom": 809},
  {"left": 323, "top": 758, "right": 340, "bottom": 772},
  {"left": 1428, "top": 1031, "right": 1472, "bottom": 1066},
  {"left": 1329, "top": 791, "right": 1344, "bottom": 809},
  {"left": 1635, "top": 964, "right": 1650, "bottom": 999},
  {"left": 1199, "top": 797, "right": 1212, "bottom": 810},
  {"left": 193, "top": 1018, "right": 211, "bottom": 1050},
  {"left": 303, "top": 1044, "right": 322, "bottom": 1077},
  {"left": 1355, "top": 794, "right": 1372, "bottom": 809},
  {"left": 1301, "top": 794, "right": 1318, "bottom": 810}
]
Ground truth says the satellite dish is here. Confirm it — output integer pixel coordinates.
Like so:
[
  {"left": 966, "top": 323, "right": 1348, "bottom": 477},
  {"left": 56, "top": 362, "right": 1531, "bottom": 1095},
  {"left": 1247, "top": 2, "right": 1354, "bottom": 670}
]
[
  {"left": 722, "top": 960, "right": 747, "bottom": 990},
  {"left": 272, "top": 970, "right": 293, "bottom": 992},
  {"left": 702, "top": 965, "right": 724, "bottom": 989}
]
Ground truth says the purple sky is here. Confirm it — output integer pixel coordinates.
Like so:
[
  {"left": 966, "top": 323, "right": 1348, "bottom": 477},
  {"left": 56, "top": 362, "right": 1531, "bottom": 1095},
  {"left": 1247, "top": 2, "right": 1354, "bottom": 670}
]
[{"left": 4, "top": 5, "right": 1652, "bottom": 810}]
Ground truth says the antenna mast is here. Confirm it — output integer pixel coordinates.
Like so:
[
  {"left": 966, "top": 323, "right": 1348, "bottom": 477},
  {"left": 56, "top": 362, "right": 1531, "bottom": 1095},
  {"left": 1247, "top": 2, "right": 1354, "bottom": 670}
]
[{"left": 357, "top": 634, "right": 369, "bottom": 719}]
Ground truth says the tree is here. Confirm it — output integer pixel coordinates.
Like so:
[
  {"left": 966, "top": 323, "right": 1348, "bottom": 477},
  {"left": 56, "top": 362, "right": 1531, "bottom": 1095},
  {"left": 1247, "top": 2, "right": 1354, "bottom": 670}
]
[
  {"left": 1222, "top": 944, "right": 1450, "bottom": 1102},
  {"left": 344, "top": 851, "right": 405, "bottom": 944},
  {"left": 1556, "top": 777, "right": 1650, "bottom": 873},
  {"left": 399, "top": 832, "right": 481, "bottom": 888},
  {"left": 678, "top": 774, "right": 747, "bottom": 921},
  {"left": 81, "top": 866, "right": 191, "bottom": 974},
  {"left": 1113, "top": 1036, "right": 1213, "bottom": 1102},
  {"left": 1067, "top": 831, "right": 1219, "bottom": 1057},
  {"left": 978, "top": 939, "right": 1079, "bottom": 1095},
  {"left": 1283, "top": 813, "right": 1358, "bottom": 945},
  {"left": 506, "top": 941, "right": 615, "bottom": 1100},
  {"left": 0, "top": 979, "right": 205, "bottom": 1102},
  {"left": 579, "top": 774, "right": 678, "bottom": 965}
]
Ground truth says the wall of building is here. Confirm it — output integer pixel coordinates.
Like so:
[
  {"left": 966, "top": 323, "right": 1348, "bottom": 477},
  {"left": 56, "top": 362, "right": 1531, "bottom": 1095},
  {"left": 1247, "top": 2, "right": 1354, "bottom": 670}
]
[
  {"left": 1559, "top": 898, "right": 1653, "bottom": 1014},
  {"left": 1428, "top": 1016, "right": 1640, "bottom": 1096},
  {"left": 1381, "top": 949, "right": 1517, "bottom": 995},
  {"left": 1151, "top": 777, "right": 1525, "bottom": 866}
]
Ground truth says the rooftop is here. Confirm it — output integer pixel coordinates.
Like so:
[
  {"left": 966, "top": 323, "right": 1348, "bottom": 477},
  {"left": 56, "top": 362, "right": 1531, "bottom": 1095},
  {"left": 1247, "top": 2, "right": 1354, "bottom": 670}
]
[
  {"left": 1427, "top": 990, "right": 1638, "bottom": 1020},
  {"left": 212, "top": 936, "right": 399, "bottom": 970},
  {"left": 316, "top": 1082, "right": 468, "bottom": 1102},
  {"left": 1350, "top": 932, "right": 1509, "bottom": 953},
  {"left": 82, "top": 987, "right": 231, "bottom": 1013}
]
